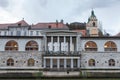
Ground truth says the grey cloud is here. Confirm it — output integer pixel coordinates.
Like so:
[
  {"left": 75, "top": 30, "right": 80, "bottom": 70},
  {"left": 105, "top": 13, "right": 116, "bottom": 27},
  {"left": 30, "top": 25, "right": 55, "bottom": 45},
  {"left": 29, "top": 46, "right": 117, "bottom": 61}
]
[
  {"left": 90, "top": 0, "right": 120, "bottom": 8},
  {"left": 0, "top": 0, "right": 9, "bottom": 8},
  {"left": 73, "top": 0, "right": 120, "bottom": 15},
  {"left": 39, "top": 0, "right": 48, "bottom": 7}
]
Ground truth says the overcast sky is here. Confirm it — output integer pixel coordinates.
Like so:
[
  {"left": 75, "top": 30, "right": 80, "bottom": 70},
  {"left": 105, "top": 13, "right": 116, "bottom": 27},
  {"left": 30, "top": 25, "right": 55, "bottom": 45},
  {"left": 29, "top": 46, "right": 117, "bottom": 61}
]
[{"left": 0, "top": 0, "right": 120, "bottom": 35}]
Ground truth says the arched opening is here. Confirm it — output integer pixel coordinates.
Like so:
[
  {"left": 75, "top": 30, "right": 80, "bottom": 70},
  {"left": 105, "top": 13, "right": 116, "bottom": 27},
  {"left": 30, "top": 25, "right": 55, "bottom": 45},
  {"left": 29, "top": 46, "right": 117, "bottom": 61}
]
[
  {"left": 28, "top": 58, "right": 35, "bottom": 66},
  {"left": 25, "top": 41, "right": 38, "bottom": 51},
  {"left": 7, "top": 58, "right": 14, "bottom": 66},
  {"left": 93, "top": 22, "right": 95, "bottom": 27},
  {"left": 109, "top": 59, "right": 115, "bottom": 66},
  {"left": 85, "top": 41, "right": 97, "bottom": 51},
  {"left": 88, "top": 59, "right": 95, "bottom": 66},
  {"left": 104, "top": 41, "right": 117, "bottom": 51},
  {"left": 5, "top": 40, "right": 18, "bottom": 51}
]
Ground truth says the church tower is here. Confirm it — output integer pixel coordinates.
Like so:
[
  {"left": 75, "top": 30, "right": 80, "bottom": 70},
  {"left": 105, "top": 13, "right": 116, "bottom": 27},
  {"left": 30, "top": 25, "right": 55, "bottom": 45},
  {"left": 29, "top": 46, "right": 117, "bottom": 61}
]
[{"left": 86, "top": 10, "right": 99, "bottom": 36}]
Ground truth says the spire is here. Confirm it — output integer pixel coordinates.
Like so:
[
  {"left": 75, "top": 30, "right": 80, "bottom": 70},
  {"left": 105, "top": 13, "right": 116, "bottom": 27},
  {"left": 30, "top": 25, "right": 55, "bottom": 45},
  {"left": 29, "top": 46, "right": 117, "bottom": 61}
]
[
  {"left": 91, "top": 10, "right": 96, "bottom": 17},
  {"left": 88, "top": 9, "right": 97, "bottom": 22}
]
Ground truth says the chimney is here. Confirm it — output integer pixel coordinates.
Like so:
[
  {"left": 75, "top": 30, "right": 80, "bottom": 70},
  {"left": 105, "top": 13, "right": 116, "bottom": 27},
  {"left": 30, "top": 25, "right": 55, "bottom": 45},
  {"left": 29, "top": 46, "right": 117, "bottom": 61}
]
[
  {"left": 56, "top": 20, "right": 58, "bottom": 28},
  {"left": 60, "top": 19, "right": 64, "bottom": 23}
]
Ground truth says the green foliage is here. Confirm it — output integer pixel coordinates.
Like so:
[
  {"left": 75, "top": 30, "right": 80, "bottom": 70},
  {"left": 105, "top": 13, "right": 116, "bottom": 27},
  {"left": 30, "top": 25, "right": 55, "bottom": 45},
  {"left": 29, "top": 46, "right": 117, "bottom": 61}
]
[{"left": 32, "top": 72, "right": 43, "bottom": 77}]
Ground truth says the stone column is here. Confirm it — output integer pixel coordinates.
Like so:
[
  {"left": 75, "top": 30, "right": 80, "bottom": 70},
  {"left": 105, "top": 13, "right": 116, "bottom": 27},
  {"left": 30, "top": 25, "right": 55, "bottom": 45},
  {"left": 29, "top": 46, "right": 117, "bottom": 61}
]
[
  {"left": 64, "top": 59, "right": 66, "bottom": 68},
  {"left": 64, "top": 36, "right": 66, "bottom": 51},
  {"left": 51, "top": 36, "right": 53, "bottom": 51},
  {"left": 76, "top": 36, "right": 78, "bottom": 51},
  {"left": 43, "top": 58, "right": 46, "bottom": 68},
  {"left": 50, "top": 58, "right": 53, "bottom": 68},
  {"left": 71, "top": 58, "right": 73, "bottom": 68},
  {"left": 70, "top": 36, "right": 72, "bottom": 52},
  {"left": 76, "top": 36, "right": 80, "bottom": 51},
  {"left": 44, "top": 35, "right": 47, "bottom": 51},
  {"left": 57, "top": 58, "right": 60, "bottom": 69},
  {"left": 77, "top": 58, "right": 80, "bottom": 68},
  {"left": 57, "top": 36, "right": 60, "bottom": 51}
]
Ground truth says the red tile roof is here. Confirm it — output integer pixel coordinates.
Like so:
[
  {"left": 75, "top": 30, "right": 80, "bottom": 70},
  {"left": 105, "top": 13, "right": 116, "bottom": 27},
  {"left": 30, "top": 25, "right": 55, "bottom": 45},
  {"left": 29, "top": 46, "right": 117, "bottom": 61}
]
[
  {"left": 15, "top": 20, "right": 29, "bottom": 26},
  {"left": 73, "top": 30, "right": 86, "bottom": 36},
  {"left": 115, "top": 32, "right": 120, "bottom": 36},
  {"left": 0, "top": 20, "right": 68, "bottom": 29},
  {"left": 0, "top": 20, "right": 29, "bottom": 29},
  {"left": 32, "top": 22, "right": 68, "bottom": 29}
]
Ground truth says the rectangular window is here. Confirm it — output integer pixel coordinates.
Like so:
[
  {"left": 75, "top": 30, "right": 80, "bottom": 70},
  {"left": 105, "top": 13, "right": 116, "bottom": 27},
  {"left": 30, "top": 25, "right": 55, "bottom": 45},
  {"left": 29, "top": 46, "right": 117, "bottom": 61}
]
[
  {"left": 36, "top": 31, "right": 39, "bottom": 36},
  {"left": 16, "top": 31, "right": 21, "bottom": 36},
  {"left": 4, "top": 31, "right": 7, "bottom": 36},
  {"left": 30, "top": 31, "right": 33, "bottom": 36},
  {"left": 24, "top": 31, "right": 26, "bottom": 36},
  {"left": 11, "top": 32, "right": 13, "bottom": 36}
]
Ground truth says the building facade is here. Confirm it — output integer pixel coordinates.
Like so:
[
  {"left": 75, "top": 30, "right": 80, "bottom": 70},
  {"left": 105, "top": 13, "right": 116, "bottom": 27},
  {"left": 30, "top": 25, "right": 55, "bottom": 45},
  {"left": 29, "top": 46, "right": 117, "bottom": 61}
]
[{"left": 0, "top": 10, "right": 119, "bottom": 77}]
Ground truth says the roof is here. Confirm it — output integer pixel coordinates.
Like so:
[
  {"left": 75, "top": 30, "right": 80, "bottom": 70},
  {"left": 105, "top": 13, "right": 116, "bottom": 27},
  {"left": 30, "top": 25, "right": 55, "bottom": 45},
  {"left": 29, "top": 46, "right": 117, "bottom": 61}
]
[
  {"left": 115, "top": 32, "right": 120, "bottom": 36},
  {"left": 0, "top": 20, "right": 29, "bottom": 29},
  {"left": 32, "top": 22, "right": 68, "bottom": 29},
  {"left": 0, "top": 20, "right": 68, "bottom": 30},
  {"left": 68, "top": 22, "right": 86, "bottom": 30}
]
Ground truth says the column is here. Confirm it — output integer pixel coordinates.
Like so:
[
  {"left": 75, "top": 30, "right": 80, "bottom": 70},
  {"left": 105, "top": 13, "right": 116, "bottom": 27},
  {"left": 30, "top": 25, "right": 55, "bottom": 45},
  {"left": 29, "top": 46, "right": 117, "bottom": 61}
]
[
  {"left": 57, "top": 58, "right": 60, "bottom": 69},
  {"left": 51, "top": 36, "right": 53, "bottom": 51},
  {"left": 57, "top": 36, "right": 60, "bottom": 51},
  {"left": 70, "top": 36, "right": 72, "bottom": 52},
  {"left": 64, "top": 59, "right": 66, "bottom": 68},
  {"left": 43, "top": 58, "right": 46, "bottom": 68},
  {"left": 50, "top": 58, "right": 53, "bottom": 68},
  {"left": 44, "top": 35, "right": 47, "bottom": 51},
  {"left": 76, "top": 36, "right": 80, "bottom": 51},
  {"left": 64, "top": 36, "right": 66, "bottom": 43},
  {"left": 76, "top": 36, "right": 77, "bottom": 51},
  {"left": 71, "top": 58, "right": 73, "bottom": 68},
  {"left": 64, "top": 36, "right": 66, "bottom": 51},
  {"left": 77, "top": 58, "right": 80, "bottom": 68},
  {"left": 59, "top": 37, "right": 61, "bottom": 52}
]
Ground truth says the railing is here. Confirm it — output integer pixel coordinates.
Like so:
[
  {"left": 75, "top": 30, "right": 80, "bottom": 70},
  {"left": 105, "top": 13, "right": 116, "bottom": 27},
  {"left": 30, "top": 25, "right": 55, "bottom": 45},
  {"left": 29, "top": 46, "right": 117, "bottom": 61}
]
[
  {"left": 44, "top": 67, "right": 80, "bottom": 71},
  {"left": 43, "top": 51, "right": 80, "bottom": 56}
]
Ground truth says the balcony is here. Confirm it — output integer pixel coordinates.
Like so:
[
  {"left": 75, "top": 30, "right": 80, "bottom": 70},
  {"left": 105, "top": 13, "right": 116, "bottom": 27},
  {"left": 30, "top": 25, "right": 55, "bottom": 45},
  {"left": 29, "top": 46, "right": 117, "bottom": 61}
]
[{"left": 42, "top": 51, "right": 80, "bottom": 56}]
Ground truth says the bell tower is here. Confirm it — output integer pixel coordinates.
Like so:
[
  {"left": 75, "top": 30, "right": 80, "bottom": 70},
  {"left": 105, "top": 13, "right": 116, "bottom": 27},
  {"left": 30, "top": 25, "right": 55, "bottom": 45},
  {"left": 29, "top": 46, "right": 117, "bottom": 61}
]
[{"left": 86, "top": 10, "right": 99, "bottom": 36}]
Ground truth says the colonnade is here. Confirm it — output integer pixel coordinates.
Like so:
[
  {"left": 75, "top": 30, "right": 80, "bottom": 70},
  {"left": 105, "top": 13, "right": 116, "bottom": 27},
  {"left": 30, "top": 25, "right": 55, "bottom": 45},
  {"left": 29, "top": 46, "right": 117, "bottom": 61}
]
[{"left": 43, "top": 57, "right": 80, "bottom": 69}]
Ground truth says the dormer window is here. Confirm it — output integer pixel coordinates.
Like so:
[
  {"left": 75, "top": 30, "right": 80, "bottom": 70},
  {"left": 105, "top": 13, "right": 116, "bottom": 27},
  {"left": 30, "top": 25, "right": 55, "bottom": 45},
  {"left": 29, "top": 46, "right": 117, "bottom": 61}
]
[
  {"left": 18, "top": 23, "right": 21, "bottom": 26},
  {"left": 48, "top": 25, "right": 51, "bottom": 29}
]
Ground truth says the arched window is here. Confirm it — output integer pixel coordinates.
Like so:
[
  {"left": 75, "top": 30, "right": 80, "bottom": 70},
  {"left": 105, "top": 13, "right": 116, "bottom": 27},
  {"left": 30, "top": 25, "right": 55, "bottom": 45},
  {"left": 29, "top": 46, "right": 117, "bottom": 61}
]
[
  {"left": 5, "top": 40, "right": 18, "bottom": 51},
  {"left": 109, "top": 59, "right": 115, "bottom": 66},
  {"left": 104, "top": 41, "right": 117, "bottom": 51},
  {"left": 7, "top": 58, "right": 14, "bottom": 66},
  {"left": 85, "top": 41, "right": 97, "bottom": 51},
  {"left": 88, "top": 59, "right": 95, "bottom": 66},
  {"left": 25, "top": 41, "right": 38, "bottom": 51},
  {"left": 28, "top": 58, "right": 35, "bottom": 66},
  {"left": 93, "top": 22, "right": 95, "bottom": 27}
]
